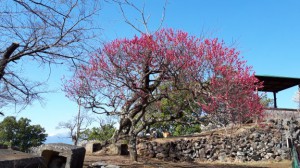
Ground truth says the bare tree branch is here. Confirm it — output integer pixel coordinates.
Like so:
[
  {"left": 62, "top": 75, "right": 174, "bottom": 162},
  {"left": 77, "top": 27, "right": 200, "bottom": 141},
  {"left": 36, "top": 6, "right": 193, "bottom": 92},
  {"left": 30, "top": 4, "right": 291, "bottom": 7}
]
[
  {"left": 0, "top": 0, "right": 101, "bottom": 111},
  {"left": 113, "top": 0, "right": 167, "bottom": 35}
]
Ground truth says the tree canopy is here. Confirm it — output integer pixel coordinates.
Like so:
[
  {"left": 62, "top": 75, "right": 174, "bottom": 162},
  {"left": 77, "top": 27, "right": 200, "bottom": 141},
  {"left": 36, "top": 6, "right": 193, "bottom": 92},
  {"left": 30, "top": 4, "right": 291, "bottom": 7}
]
[
  {"left": 82, "top": 124, "right": 116, "bottom": 142},
  {"left": 65, "top": 29, "right": 264, "bottom": 161},
  {"left": 0, "top": 116, "right": 47, "bottom": 152}
]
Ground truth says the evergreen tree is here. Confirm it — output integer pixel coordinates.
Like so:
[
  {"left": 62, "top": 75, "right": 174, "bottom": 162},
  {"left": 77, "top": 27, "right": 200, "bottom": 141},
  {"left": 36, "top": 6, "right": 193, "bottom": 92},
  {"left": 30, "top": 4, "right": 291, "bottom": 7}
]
[{"left": 0, "top": 116, "right": 47, "bottom": 151}]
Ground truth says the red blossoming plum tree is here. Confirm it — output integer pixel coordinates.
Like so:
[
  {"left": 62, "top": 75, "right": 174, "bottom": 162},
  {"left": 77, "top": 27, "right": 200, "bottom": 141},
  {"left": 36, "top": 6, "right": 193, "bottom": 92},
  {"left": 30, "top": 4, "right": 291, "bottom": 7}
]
[{"left": 64, "top": 29, "right": 263, "bottom": 161}]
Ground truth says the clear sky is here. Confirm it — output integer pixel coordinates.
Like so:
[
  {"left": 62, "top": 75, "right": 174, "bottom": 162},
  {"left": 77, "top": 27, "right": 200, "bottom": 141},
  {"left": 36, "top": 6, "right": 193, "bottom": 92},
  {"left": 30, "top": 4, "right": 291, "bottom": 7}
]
[{"left": 2, "top": 0, "right": 300, "bottom": 137}]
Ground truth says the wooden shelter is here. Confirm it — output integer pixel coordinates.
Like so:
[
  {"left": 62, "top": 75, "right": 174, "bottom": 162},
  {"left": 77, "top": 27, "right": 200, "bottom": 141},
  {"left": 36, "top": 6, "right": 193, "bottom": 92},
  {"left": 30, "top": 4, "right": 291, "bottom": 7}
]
[{"left": 255, "top": 75, "right": 300, "bottom": 108}]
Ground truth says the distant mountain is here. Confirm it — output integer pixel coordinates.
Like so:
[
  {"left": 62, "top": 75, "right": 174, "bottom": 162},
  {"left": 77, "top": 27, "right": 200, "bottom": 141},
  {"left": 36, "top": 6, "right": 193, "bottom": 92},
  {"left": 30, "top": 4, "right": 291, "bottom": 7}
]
[{"left": 45, "top": 134, "right": 72, "bottom": 144}]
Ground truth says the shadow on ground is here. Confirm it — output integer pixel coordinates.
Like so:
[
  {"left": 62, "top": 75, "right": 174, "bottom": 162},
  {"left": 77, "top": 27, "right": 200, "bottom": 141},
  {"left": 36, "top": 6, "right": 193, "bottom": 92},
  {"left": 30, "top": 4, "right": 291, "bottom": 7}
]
[{"left": 84, "top": 155, "right": 274, "bottom": 168}]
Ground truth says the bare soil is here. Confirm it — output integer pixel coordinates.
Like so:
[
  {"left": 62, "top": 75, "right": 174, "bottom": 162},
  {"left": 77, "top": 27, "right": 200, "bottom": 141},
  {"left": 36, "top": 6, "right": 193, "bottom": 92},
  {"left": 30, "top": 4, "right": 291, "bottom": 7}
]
[
  {"left": 84, "top": 154, "right": 291, "bottom": 168},
  {"left": 152, "top": 124, "right": 257, "bottom": 143}
]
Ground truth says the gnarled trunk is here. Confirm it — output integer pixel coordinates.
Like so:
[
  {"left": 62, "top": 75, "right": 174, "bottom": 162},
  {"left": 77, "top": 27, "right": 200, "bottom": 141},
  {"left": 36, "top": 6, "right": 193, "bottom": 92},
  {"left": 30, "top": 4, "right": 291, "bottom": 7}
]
[{"left": 128, "top": 135, "right": 138, "bottom": 161}]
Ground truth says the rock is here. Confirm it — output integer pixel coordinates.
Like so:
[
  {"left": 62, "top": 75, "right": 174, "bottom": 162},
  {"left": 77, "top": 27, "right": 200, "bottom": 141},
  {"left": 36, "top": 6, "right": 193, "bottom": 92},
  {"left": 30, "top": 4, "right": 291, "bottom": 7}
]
[
  {"left": 90, "top": 161, "right": 107, "bottom": 167},
  {"left": 257, "top": 142, "right": 265, "bottom": 150},
  {"left": 0, "top": 149, "right": 46, "bottom": 168},
  {"left": 209, "top": 155, "right": 218, "bottom": 161},
  {"left": 86, "top": 142, "right": 102, "bottom": 154},
  {"left": 237, "top": 151, "right": 245, "bottom": 156},
  {"left": 104, "top": 165, "right": 120, "bottom": 168},
  {"left": 169, "top": 153, "right": 179, "bottom": 160},
  {"left": 156, "top": 146, "right": 164, "bottom": 153},
  {"left": 235, "top": 156, "right": 245, "bottom": 162},
  {"left": 176, "top": 144, "right": 182, "bottom": 151},
  {"left": 265, "top": 153, "right": 274, "bottom": 159},
  {"left": 250, "top": 127, "right": 256, "bottom": 132},
  {"left": 156, "top": 153, "right": 168, "bottom": 159},
  {"left": 183, "top": 149, "right": 192, "bottom": 154},
  {"left": 251, "top": 155, "right": 260, "bottom": 161},
  {"left": 148, "top": 151, "right": 155, "bottom": 158},
  {"left": 151, "top": 142, "right": 157, "bottom": 147},
  {"left": 265, "top": 148, "right": 273, "bottom": 153},
  {"left": 205, "top": 149, "right": 211, "bottom": 155},
  {"left": 218, "top": 152, "right": 227, "bottom": 162},
  {"left": 267, "top": 142, "right": 274, "bottom": 147},
  {"left": 30, "top": 143, "right": 85, "bottom": 168},
  {"left": 198, "top": 148, "right": 205, "bottom": 159},
  {"left": 106, "top": 144, "right": 121, "bottom": 155},
  {"left": 275, "top": 156, "right": 282, "bottom": 162},
  {"left": 137, "top": 143, "right": 147, "bottom": 150},
  {"left": 239, "top": 143, "right": 247, "bottom": 148},
  {"left": 275, "top": 143, "right": 282, "bottom": 148},
  {"left": 281, "top": 153, "right": 291, "bottom": 160},
  {"left": 267, "top": 119, "right": 275, "bottom": 124},
  {"left": 181, "top": 156, "right": 194, "bottom": 162},
  {"left": 162, "top": 142, "right": 170, "bottom": 150},
  {"left": 282, "top": 119, "right": 291, "bottom": 129}
]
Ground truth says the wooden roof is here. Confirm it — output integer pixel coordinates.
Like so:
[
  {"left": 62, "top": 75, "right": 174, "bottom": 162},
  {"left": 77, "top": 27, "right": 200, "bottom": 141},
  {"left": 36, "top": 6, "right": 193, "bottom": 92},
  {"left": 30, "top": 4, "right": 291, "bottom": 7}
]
[{"left": 255, "top": 75, "right": 300, "bottom": 92}]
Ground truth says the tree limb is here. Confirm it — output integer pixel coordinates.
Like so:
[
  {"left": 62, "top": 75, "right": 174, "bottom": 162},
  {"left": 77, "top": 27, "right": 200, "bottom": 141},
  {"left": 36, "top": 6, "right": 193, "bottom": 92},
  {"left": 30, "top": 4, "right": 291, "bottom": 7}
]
[{"left": 0, "top": 43, "right": 19, "bottom": 80}]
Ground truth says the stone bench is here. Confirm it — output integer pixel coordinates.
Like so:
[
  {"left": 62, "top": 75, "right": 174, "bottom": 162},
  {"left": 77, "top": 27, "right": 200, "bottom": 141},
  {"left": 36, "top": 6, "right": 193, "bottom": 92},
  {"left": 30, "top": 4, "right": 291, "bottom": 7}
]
[
  {"left": 31, "top": 143, "right": 86, "bottom": 168},
  {"left": 0, "top": 149, "right": 46, "bottom": 168}
]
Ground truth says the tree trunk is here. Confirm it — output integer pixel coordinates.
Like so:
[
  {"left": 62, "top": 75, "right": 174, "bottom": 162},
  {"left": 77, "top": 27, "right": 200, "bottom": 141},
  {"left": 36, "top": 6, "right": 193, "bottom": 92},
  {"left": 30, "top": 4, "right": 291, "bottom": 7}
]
[
  {"left": 72, "top": 135, "right": 78, "bottom": 146},
  {"left": 0, "top": 43, "right": 19, "bottom": 80},
  {"left": 128, "top": 135, "right": 138, "bottom": 161},
  {"left": 75, "top": 99, "right": 81, "bottom": 146}
]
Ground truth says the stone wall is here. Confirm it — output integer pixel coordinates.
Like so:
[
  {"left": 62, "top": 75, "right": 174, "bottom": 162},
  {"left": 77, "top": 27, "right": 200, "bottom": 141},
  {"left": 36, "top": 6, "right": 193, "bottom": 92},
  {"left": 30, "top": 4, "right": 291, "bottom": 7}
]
[
  {"left": 137, "top": 118, "right": 300, "bottom": 162},
  {"left": 264, "top": 108, "right": 300, "bottom": 120}
]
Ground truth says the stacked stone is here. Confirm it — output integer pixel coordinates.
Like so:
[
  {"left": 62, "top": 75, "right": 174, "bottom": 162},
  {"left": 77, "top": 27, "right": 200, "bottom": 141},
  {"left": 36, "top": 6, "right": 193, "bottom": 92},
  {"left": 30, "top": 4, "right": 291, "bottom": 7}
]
[{"left": 137, "top": 119, "right": 296, "bottom": 162}]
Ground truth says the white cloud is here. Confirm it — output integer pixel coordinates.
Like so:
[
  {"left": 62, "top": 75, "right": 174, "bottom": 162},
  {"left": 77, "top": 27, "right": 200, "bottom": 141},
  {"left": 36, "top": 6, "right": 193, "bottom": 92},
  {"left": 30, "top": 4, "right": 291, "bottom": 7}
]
[{"left": 47, "top": 129, "right": 69, "bottom": 137}]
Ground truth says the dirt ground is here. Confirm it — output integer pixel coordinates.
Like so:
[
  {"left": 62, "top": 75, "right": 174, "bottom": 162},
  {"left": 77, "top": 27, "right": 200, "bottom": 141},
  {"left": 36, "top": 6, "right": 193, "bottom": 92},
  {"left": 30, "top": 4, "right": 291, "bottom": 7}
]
[{"left": 83, "top": 154, "right": 292, "bottom": 168}]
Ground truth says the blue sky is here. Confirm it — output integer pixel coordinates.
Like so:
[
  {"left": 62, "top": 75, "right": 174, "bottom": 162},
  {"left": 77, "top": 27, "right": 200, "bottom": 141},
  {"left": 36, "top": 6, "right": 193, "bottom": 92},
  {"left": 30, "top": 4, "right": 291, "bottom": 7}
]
[{"left": 2, "top": 0, "right": 300, "bottom": 137}]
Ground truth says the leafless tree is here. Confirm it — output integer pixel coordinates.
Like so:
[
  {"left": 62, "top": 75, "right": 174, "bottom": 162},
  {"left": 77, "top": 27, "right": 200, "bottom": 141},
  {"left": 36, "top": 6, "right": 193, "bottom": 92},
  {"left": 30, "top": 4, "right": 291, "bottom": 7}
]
[
  {"left": 0, "top": 0, "right": 100, "bottom": 112},
  {"left": 95, "top": 115, "right": 117, "bottom": 128},
  {"left": 293, "top": 90, "right": 300, "bottom": 112},
  {"left": 56, "top": 99, "right": 94, "bottom": 145}
]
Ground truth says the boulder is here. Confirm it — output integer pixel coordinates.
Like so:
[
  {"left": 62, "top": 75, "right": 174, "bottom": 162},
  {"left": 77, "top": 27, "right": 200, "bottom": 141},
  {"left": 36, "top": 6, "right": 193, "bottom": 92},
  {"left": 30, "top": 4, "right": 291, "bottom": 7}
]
[
  {"left": 0, "top": 149, "right": 46, "bottom": 168},
  {"left": 86, "top": 142, "right": 102, "bottom": 154},
  {"left": 30, "top": 143, "right": 85, "bottom": 168}
]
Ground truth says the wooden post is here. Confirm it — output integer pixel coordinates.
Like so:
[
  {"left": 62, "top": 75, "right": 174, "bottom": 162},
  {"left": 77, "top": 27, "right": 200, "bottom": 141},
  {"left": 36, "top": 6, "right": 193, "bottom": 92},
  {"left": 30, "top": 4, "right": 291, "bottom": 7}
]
[
  {"left": 298, "top": 85, "right": 300, "bottom": 109},
  {"left": 273, "top": 92, "right": 277, "bottom": 108}
]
